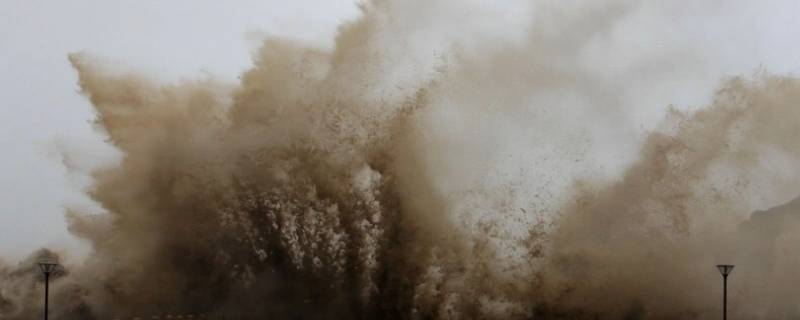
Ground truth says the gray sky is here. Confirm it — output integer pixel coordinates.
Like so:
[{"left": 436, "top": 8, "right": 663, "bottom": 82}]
[
  {"left": 0, "top": 0, "right": 358, "bottom": 262},
  {"left": 2, "top": 0, "right": 800, "bottom": 264}
]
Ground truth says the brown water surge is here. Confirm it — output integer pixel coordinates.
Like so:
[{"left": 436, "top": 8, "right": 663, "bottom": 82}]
[{"left": 3, "top": 1, "right": 800, "bottom": 319}]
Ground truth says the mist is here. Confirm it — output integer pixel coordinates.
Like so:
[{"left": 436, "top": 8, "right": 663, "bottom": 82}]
[{"left": 2, "top": 0, "right": 800, "bottom": 319}]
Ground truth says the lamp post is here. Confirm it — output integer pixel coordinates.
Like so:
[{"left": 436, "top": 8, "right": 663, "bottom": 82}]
[
  {"left": 716, "top": 264, "right": 734, "bottom": 320},
  {"left": 38, "top": 261, "right": 58, "bottom": 320}
]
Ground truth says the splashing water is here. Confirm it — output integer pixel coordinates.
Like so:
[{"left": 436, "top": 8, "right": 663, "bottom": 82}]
[{"left": 3, "top": 1, "right": 800, "bottom": 319}]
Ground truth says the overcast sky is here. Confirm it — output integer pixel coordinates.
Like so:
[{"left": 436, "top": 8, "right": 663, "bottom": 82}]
[
  {"left": 0, "top": 0, "right": 359, "bottom": 262},
  {"left": 2, "top": 0, "right": 800, "bottom": 264}
]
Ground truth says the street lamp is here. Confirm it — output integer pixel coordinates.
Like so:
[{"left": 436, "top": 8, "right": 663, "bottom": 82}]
[
  {"left": 38, "top": 261, "right": 58, "bottom": 320},
  {"left": 716, "top": 264, "right": 734, "bottom": 320}
]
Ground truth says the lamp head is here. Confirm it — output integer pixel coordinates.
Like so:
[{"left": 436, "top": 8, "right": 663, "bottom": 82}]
[
  {"left": 717, "top": 264, "right": 734, "bottom": 276},
  {"left": 38, "top": 261, "right": 58, "bottom": 274}
]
